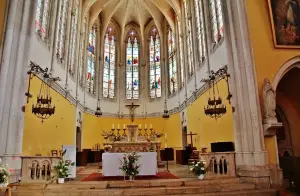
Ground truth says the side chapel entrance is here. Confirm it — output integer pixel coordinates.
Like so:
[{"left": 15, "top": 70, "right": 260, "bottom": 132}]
[{"left": 276, "top": 67, "right": 300, "bottom": 192}]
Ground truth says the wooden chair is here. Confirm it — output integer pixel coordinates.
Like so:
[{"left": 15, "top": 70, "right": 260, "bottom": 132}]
[{"left": 51, "top": 150, "right": 58, "bottom": 156}]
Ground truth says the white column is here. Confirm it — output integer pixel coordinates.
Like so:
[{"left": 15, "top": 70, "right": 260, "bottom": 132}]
[
  {"left": 224, "top": 0, "right": 268, "bottom": 173},
  {"left": 0, "top": 0, "right": 33, "bottom": 182}
]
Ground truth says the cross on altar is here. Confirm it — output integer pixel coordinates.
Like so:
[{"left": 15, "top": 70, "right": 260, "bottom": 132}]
[
  {"left": 125, "top": 102, "right": 140, "bottom": 122},
  {"left": 187, "top": 131, "right": 197, "bottom": 148}
]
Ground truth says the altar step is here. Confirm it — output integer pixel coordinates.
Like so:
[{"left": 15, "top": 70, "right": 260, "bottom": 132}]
[{"left": 12, "top": 178, "right": 277, "bottom": 196}]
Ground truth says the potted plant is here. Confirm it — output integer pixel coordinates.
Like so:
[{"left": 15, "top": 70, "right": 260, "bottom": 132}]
[
  {"left": 0, "top": 160, "right": 10, "bottom": 188},
  {"left": 119, "top": 152, "right": 140, "bottom": 181},
  {"left": 54, "top": 159, "right": 75, "bottom": 184},
  {"left": 190, "top": 160, "right": 206, "bottom": 180}
]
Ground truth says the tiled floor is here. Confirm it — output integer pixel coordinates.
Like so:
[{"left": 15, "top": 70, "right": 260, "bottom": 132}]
[{"left": 75, "top": 161, "right": 194, "bottom": 181}]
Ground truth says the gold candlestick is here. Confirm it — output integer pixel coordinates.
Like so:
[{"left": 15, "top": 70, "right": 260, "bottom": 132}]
[
  {"left": 117, "top": 128, "right": 121, "bottom": 136},
  {"left": 122, "top": 128, "right": 127, "bottom": 137},
  {"left": 144, "top": 128, "right": 148, "bottom": 137},
  {"left": 138, "top": 128, "right": 142, "bottom": 136}
]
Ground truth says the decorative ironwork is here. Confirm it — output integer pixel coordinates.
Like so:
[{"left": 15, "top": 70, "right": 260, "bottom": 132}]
[
  {"left": 162, "top": 99, "right": 170, "bottom": 119},
  {"left": 202, "top": 66, "right": 232, "bottom": 120}
]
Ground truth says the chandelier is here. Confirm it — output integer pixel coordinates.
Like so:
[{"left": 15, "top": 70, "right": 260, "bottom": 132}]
[
  {"left": 32, "top": 78, "right": 55, "bottom": 123},
  {"left": 162, "top": 99, "right": 170, "bottom": 119},
  {"left": 95, "top": 98, "right": 102, "bottom": 117},
  {"left": 203, "top": 66, "right": 231, "bottom": 119}
]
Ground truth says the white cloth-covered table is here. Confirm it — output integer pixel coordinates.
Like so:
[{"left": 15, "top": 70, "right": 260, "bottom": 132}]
[{"left": 102, "top": 152, "right": 157, "bottom": 176}]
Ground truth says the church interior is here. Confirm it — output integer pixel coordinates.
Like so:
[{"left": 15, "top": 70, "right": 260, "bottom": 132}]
[{"left": 0, "top": 0, "right": 300, "bottom": 195}]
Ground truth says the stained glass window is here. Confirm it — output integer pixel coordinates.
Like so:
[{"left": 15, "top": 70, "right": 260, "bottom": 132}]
[
  {"left": 168, "top": 28, "right": 177, "bottom": 95},
  {"left": 209, "top": 0, "right": 224, "bottom": 44},
  {"left": 103, "top": 26, "right": 116, "bottom": 98},
  {"left": 35, "top": 0, "right": 52, "bottom": 41},
  {"left": 126, "top": 30, "right": 139, "bottom": 100},
  {"left": 87, "top": 24, "right": 97, "bottom": 94},
  {"left": 177, "top": 20, "right": 185, "bottom": 89},
  {"left": 68, "top": 0, "right": 79, "bottom": 77},
  {"left": 149, "top": 27, "right": 161, "bottom": 99},
  {"left": 79, "top": 16, "right": 87, "bottom": 87},
  {"left": 56, "top": 0, "right": 69, "bottom": 62},
  {"left": 184, "top": 0, "right": 194, "bottom": 78},
  {"left": 194, "top": 0, "right": 206, "bottom": 63}
]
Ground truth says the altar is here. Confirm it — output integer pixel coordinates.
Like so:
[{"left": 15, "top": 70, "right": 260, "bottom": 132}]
[{"left": 102, "top": 152, "right": 157, "bottom": 176}]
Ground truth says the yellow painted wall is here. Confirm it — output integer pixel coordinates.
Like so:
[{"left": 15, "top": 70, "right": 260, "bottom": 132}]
[
  {"left": 0, "top": 0, "right": 7, "bottom": 50},
  {"left": 186, "top": 79, "right": 234, "bottom": 152},
  {"left": 246, "top": 0, "right": 300, "bottom": 165},
  {"left": 22, "top": 77, "right": 76, "bottom": 156}
]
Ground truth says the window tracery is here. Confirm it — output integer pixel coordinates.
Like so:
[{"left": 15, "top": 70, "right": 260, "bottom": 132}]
[
  {"left": 168, "top": 28, "right": 177, "bottom": 94},
  {"left": 55, "top": 0, "right": 69, "bottom": 62},
  {"left": 35, "top": 0, "right": 52, "bottom": 41},
  {"left": 126, "top": 29, "right": 140, "bottom": 100},
  {"left": 103, "top": 25, "right": 116, "bottom": 99},
  {"left": 209, "top": 0, "right": 224, "bottom": 44},
  {"left": 79, "top": 16, "right": 87, "bottom": 87},
  {"left": 194, "top": 0, "right": 206, "bottom": 63},
  {"left": 87, "top": 24, "right": 97, "bottom": 94},
  {"left": 177, "top": 20, "right": 185, "bottom": 89},
  {"left": 149, "top": 27, "right": 161, "bottom": 99},
  {"left": 68, "top": 0, "right": 79, "bottom": 77},
  {"left": 184, "top": 0, "right": 194, "bottom": 78}
]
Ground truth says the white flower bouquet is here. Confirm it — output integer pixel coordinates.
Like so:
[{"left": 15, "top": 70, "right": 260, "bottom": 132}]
[
  {"left": 0, "top": 161, "right": 10, "bottom": 187},
  {"left": 190, "top": 160, "right": 207, "bottom": 176}
]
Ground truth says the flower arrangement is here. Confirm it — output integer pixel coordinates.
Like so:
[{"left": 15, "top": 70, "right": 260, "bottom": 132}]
[
  {"left": 190, "top": 160, "right": 206, "bottom": 176},
  {"left": 119, "top": 152, "right": 140, "bottom": 180},
  {"left": 54, "top": 159, "right": 75, "bottom": 178},
  {"left": 0, "top": 160, "right": 10, "bottom": 187},
  {"left": 104, "top": 145, "right": 112, "bottom": 152}
]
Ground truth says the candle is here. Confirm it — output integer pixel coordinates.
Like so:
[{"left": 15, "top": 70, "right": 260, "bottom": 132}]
[
  {"left": 123, "top": 124, "right": 126, "bottom": 129},
  {"left": 112, "top": 124, "right": 114, "bottom": 129},
  {"left": 145, "top": 124, "right": 147, "bottom": 129},
  {"left": 118, "top": 124, "right": 120, "bottom": 129},
  {"left": 139, "top": 124, "right": 141, "bottom": 129},
  {"left": 150, "top": 124, "right": 152, "bottom": 129}
]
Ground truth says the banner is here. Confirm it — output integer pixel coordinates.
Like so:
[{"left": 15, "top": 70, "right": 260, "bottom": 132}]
[{"left": 62, "top": 145, "right": 76, "bottom": 179}]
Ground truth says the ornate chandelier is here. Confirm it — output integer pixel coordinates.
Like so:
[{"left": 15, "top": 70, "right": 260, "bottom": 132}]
[
  {"left": 95, "top": 98, "right": 102, "bottom": 117},
  {"left": 203, "top": 66, "right": 232, "bottom": 120},
  {"left": 32, "top": 78, "right": 55, "bottom": 123},
  {"left": 162, "top": 99, "right": 170, "bottom": 119}
]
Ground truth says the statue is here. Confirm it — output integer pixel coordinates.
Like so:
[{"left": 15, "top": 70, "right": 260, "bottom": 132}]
[{"left": 263, "top": 78, "right": 277, "bottom": 121}]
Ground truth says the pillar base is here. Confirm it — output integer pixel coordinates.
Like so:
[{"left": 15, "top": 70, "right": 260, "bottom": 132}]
[
  {"left": 0, "top": 154, "right": 22, "bottom": 183},
  {"left": 235, "top": 151, "right": 268, "bottom": 166}
]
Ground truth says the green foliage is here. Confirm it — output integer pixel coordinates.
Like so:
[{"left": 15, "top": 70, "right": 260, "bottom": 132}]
[
  {"left": 54, "top": 159, "right": 75, "bottom": 178},
  {"left": 119, "top": 152, "right": 140, "bottom": 178},
  {"left": 190, "top": 160, "right": 207, "bottom": 176},
  {"left": 0, "top": 163, "right": 10, "bottom": 184}
]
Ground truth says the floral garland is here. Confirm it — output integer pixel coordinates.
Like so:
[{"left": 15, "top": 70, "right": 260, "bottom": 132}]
[{"left": 119, "top": 152, "right": 140, "bottom": 178}]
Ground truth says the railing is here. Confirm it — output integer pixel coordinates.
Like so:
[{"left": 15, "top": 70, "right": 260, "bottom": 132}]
[
  {"left": 196, "top": 152, "right": 236, "bottom": 178},
  {"left": 21, "top": 156, "right": 61, "bottom": 183}
]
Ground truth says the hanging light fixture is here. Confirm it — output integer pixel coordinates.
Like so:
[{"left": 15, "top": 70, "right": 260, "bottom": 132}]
[
  {"left": 162, "top": 99, "right": 170, "bottom": 119},
  {"left": 32, "top": 79, "right": 55, "bottom": 123},
  {"left": 95, "top": 98, "right": 102, "bottom": 117}
]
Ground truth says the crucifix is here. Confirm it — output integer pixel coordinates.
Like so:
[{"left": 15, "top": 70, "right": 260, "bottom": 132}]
[
  {"left": 125, "top": 102, "right": 140, "bottom": 122},
  {"left": 187, "top": 131, "right": 197, "bottom": 148}
]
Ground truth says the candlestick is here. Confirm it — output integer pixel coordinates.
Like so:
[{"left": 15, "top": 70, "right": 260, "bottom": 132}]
[{"left": 122, "top": 128, "right": 127, "bottom": 137}]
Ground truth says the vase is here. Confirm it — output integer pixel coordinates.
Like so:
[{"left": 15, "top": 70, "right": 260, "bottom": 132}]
[
  {"left": 129, "top": 175, "right": 135, "bottom": 181},
  {"left": 197, "top": 174, "right": 204, "bottom": 180},
  {"left": 57, "top": 178, "right": 65, "bottom": 184},
  {"left": 0, "top": 183, "right": 8, "bottom": 188}
]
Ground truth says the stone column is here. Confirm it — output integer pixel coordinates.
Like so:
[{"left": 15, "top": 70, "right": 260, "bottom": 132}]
[
  {"left": 224, "top": 0, "right": 269, "bottom": 181},
  {"left": 0, "top": 0, "right": 33, "bottom": 182}
]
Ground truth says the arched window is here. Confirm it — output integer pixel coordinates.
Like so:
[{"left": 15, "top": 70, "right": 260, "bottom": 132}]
[
  {"left": 126, "top": 29, "right": 139, "bottom": 100},
  {"left": 194, "top": 0, "right": 206, "bottom": 63},
  {"left": 103, "top": 26, "right": 116, "bottom": 99},
  {"left": 168, "top": 28, "right": 177, "bottom": 94},
  {"left": 68, "top": 0, "right": 79, "bottom": 77},
  {"left": 184, "top": 0, "right": 194, "bottom": 78},
  {"left": 177, "top": 20, "right": 185, "bottom": 88},
  {"left": 149, "top": 27, "right": 161, "bottom": 99},
  {"left": 79, "top": 16, "right": 87, "bottom": 87},
  {"left": 35, "top": 0, "right": 52, "bottom": 41},
  {"left": 209, "top": 0, "right": 224, "bottom": 44},
  {"left": 87, "top": 24, "right": 97, "bottom": 94},
  {"left": 56, "top": 0, "right": 69, "bottom": 62}
]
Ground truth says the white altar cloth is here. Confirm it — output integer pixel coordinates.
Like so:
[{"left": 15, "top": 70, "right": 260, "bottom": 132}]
[{"left": 102, "top": 152, "right": 157, "bottom": 176}]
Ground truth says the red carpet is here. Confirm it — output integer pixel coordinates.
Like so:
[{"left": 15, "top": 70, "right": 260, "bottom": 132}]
[{"left": 81, "top": 172, "right": 179, "bottom": 181}]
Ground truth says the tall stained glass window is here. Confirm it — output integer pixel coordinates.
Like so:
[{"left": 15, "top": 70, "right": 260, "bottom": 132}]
[
  {"left": 68, "top": 0, "right": 79, "bottom": 77},
  {"left": 209, "top": 0, "right": 224, "bottom": 44},
  {"left": 149, "top": 27, "right": 161, "bottom": 99},
  {"left": 87, "top": 24, "right": 97, "bottom": 94},
  {"left": 56, "top": 0, "right": 69, "bottom": 62},
  {"left": 168, "top": 28, "right": 177, "bottom": 94},
  {"left": 177, "top": 20, "right": 185, "bottom": 89},
  {"left": 194, "top": 0, "right": 206, "bottom": 63},
  {"left": 184, "top": 0, "right": 194, "bottom": 78},
  {"left": 35, "top": 0, "right": 52, "bottom": 41},
  {"left": 103, "top": 26, "right": 116, "bottom": 98},
  {"left": 79, "top": 16, "right": 87, "bottom": 87},
  {"left": 126, "top": 30, "right": 139, "bottom": 100}
]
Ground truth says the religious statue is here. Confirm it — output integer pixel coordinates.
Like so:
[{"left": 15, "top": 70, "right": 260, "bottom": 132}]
[{"left": 263, "top": 78, "right": 277, "bottom": 122}]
